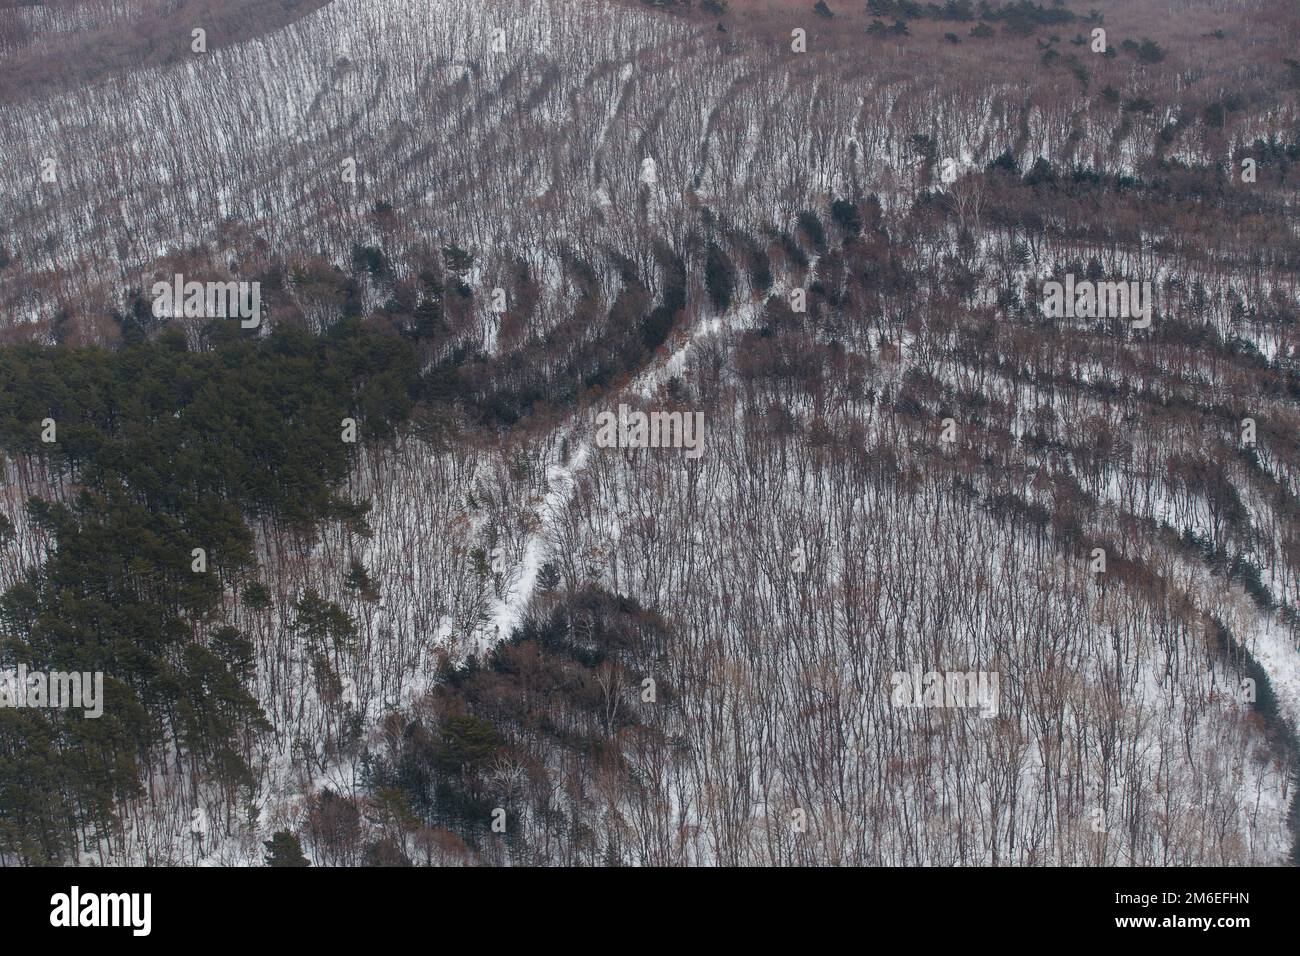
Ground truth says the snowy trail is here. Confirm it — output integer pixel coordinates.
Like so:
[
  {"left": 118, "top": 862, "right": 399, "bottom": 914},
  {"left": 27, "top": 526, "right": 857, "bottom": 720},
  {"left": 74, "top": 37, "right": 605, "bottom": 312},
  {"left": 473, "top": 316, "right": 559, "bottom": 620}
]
[
  {"left": 482, "top": 439, "right": 589, "bottom": 644},
  {"left": 480, "top": 282, "right": 764, "bottom": 645}
]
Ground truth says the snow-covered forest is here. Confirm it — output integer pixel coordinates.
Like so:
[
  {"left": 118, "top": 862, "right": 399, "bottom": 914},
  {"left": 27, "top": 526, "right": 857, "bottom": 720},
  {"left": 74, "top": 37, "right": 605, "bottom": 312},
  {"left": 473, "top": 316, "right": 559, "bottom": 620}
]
[{"left": 0, "top": 0, "right": 1298, "bottom": 866}]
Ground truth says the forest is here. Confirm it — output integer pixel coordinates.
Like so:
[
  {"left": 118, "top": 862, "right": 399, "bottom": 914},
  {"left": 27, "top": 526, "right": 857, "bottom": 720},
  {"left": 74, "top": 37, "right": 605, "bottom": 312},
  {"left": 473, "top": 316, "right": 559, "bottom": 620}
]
[{"left": 0, "top": 0, "right": 1297, "bottom": 865}]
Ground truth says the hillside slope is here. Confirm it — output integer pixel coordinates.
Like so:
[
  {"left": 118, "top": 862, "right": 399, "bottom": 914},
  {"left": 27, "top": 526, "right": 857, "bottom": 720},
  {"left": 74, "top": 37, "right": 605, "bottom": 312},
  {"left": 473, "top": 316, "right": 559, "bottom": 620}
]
[{"left": 0, "top": 0, "right": 1298, "bottom": 865}]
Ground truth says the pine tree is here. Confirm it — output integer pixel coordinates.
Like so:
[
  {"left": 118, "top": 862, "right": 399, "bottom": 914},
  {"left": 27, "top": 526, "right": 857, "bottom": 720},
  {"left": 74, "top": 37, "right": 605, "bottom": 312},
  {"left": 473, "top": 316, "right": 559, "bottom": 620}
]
[
  {"left": 263, "top": 831, "right": 310, "bottom": 867},
  {"left": 536, "top": 561, "right": 562, "bottom": 593}
]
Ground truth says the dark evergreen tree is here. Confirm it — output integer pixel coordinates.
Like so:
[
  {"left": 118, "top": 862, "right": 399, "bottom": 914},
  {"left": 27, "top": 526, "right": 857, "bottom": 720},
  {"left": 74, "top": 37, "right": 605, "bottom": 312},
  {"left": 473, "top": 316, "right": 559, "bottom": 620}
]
[
  {"left": 704, "top": 241, "right": 737, "bottom": 313},
  {"left": 263, "top": 831, "right": 310, "bottom": 867}
]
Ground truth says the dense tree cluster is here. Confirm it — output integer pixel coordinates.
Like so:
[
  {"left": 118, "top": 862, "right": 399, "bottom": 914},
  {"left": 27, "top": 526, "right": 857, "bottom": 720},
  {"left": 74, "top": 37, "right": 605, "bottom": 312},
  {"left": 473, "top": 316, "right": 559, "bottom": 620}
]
[{"left": 0, "top": 318, "right": 419, "bottom": 862}]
